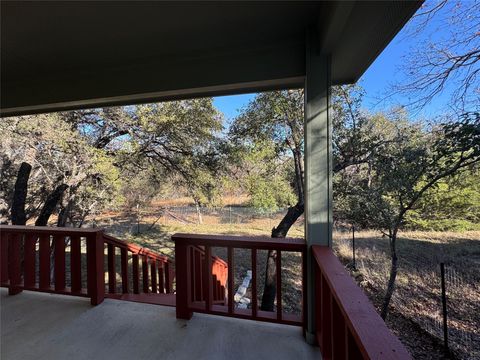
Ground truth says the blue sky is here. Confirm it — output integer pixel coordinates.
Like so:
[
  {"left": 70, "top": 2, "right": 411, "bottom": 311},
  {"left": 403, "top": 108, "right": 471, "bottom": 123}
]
[{"left": 214, "top": 1, "right": 456, "bottom": 123}]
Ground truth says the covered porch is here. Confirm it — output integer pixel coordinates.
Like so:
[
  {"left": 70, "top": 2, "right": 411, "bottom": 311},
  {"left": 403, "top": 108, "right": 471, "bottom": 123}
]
[
  {"left": 1, "top": 1, "right": 422, "bottom": 359},
  {"left": 1, "top": 289, "right": 319, "bottom": 360}
]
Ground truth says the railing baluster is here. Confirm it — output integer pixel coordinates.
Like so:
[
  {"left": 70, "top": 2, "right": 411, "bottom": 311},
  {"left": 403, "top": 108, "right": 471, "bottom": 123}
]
[
  {"left": 86, "top": 232, "right": 105, "bottom": 305},
  {"left": 165, "top": 261, "right": 172, "bottom": 293},
  {"left": 54, "top": 235, "right": 66, "bottom": 291},
  {"left": 8, "top": 233, "right": 22, "bottom": 295},
  {"left": 107, "top": 243, "right": 116, "bottom": 294},
  {"left": 71, "top": 235, "right": 82, "bottom": 293},
  {"left": 151, "top": 259, "right": 157, "bottom": 293},
  {"left": 39, "top": 234, "right": 50, "bottom": 289},
  {"left": 331, "top": 299, "right": 346, "bottom": 359},
  {"left": 194, "top": 249, "right": 202, "bottom": 301},
  {"left": 190, "top": 247, "right": 195, "bottom": 301},
  {"left": 302, "top": 248, "right": 307, "bottom": 330},
  {"left": 172, "top": 233, "right": 305, "bottom": 326},
  {"left": 158, "top": 262, "right": 165, "bottom": 294},
  {"left": 142, "top": 255, "right": 149, "bottom": 293},
  {"left": 121, "top": 248, "right": 129, "bottom": 293},
  {"left": 0, "top": 232, "right": 9, "bottom": 284},
  {"left": 276, "top": 249, "right": 282, "bottom": 321},
  {"left": 175, "top": 242, "right": 192, "bottom": 319},
  {"left": 320, "top": 270, "right": 332, "bottom": 358},
  {"left": 252, "top": 248, "right": 257, "bottom": 318},
  {"left": 132, "top": 254, "right": 139, "bottom": 294},
  {"left": 228, "top": 247, "right": 234, "bottom": 314},
  {"left": 203, "top": 245, "right": 212, "bottom": 312},
  {"left": 24, "top": 233, "right": 36, "bottom": 288}
]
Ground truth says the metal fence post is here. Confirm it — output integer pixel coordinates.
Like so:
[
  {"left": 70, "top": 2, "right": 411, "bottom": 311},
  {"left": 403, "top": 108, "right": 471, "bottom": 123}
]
[
  {"left": 440, "top": 262, "right": 449, "bottom": 355},
  {"left": 352, "top": 225, "right": 356, "bottom": 269}
]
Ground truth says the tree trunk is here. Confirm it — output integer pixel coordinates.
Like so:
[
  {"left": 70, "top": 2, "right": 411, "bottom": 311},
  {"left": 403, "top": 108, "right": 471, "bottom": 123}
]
[
  {"left": 11, "top": 162, "right": 32, "bottom": 225},
  {"left": 260, "top": 202, "right": 304, "bottom": 311},
  {"left": 381, "top": 230, "right": 398, "bottom": 319},
  {"left": 57, "top": 199, "right": 74, "bottom": 227},
  {"left": 195, "top": 201, "right": 203, "bottom": 224},
  {"left": 35, "top": 184, "right": 69, "bottom": 226}
]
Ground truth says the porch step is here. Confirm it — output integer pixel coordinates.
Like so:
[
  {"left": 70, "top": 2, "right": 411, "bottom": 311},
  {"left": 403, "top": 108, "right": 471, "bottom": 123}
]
[{"left": 105, "top": 293, "right": 176, "bottom": 307}]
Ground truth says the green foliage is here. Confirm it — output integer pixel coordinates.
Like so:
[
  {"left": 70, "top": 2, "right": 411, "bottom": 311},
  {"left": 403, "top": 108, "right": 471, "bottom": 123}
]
[
  {"left": 0, "top": 113, "right": 122, "bottom": 224},
  {"left": 229, "top": 90, "right": 304, "bottom": 211},
  {"left": 335, "top": 111, "right": 480, "bottom": 234},
  {"left": 405, "top": 167, "right": 480, "bottom": 231}
]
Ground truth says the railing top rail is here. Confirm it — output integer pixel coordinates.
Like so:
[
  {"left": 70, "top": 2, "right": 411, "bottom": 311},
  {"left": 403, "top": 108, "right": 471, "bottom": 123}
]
[
  {"left": 0, "top": 225, "right": 170, "bottom": 263},
  {"left": 0, "top": 225, "right": 101, "bottom": 235},
  {"left": 172, "top": 233, "right": 305, "bottom": 251},
  {"left": 312, "top": 245, "right": 411, "bottom": 360},
  {"left": 103, "top": 233, "right": 170, "bottom": 263}
]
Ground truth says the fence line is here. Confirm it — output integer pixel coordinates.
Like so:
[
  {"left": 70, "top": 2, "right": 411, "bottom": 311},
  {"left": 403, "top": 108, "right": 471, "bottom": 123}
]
[{"left": 335, "top": 234, "right": 479, "bottom": 360}]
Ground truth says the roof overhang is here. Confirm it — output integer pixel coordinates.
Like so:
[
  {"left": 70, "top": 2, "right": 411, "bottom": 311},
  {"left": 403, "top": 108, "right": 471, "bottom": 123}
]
[{"left": 1, "top": 1, "right": 422, "bottom": 117}]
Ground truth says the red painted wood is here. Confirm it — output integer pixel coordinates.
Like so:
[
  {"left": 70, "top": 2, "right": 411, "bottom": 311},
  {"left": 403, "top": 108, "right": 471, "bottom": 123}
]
[
  {"left": 175, "top": 241, "right": 192, "bottom": 319},
  {"left": 103, "top": 233, "right": 168, "bottom": 263},
  {"left": 1, "top": 226, "right": 172, "bottom": 308},
  {"left": 191, "top": 250, "right": 203, "bottom": 301},
  {"left": 276, "top": 250, "right": 282, "bottom": 321},
  {"left": 150, "top": 260, "right": 157, "bottom": 293},
  {"left": 106, "top": 293, "right": 176, "bottom": 307},
  {"left": 313, "top": 245, "right": 411, "bottom": 360},
  {"left": 23, "top": 233, "right": 36, "bottom": 288},
  {"left": 172, "top": 233, "right": 305, "bottom": 251},
  {"left": 203, "top": 245, "right": 213, "bottom": 312},
  {"left": 251, "top": 248, "right": 257, "bottom": 318},
  {"left": 132, "top": 254, "right": 139, "bottom": 294},
  {"left": 174, "top": 233, "right": 305, "bottom": 327},
  {"left": 8, "top": 233, "right": 22, "bottom": 295},
  {"left": 227, "top": 247, "right": 234, "bottom": 314},
  {"left": 54, "top": 235, "right": 66, "bottom": 291},
  {"left": 86, "top": 232, "right": 105, "bottom": 305},
  {"left": 0, "top": 225, "right": 99, "bottom": 236},
  {"left": 70, "top": 235, "right": 82, "bottom": 293},
  {"left": 188, "top": 305, "right": 303, "bottom": 327},
  {"left": 39, "top": 234, "right": 50, "bottom": 289},
  {"left": 142, "top": 255, "right": 149, "bottom": 293},
  {"left": 189, "top": 247, "right": 195, "bottom": 301},
  {"left": 107, "top": 243, "right": 116, "bottom": 294},
  {"left": 158, "top": 263, "right": 164, "bottom": 294},
  {"left": 302, "top": 249, "right": 307, "bottom": 334},
  {"left": 319, "top": 271, "right": 332, "bottom": 358},
  {"left": 165, "top": 262, "right": 172, "bottom": 294},
  {"left": 347, "top": 328, "right": 363, "bottom": 360},
  {"left": 120, "top": 248, "right": 129, "bottom": 293},
  {"left": 0, "top": 232, "right": 8, "bottom": 284},
  {"left": 331, "top": 299, "right": 346, "bottom": 359}
]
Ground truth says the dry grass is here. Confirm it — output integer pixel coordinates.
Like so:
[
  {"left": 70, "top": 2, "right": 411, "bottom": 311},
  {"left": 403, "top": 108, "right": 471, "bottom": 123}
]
[{"left": 334, "top": 230, "right": 480, "bottom": 360}]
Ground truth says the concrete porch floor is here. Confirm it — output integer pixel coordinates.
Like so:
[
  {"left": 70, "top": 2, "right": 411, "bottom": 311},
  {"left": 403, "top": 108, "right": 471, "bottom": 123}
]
[{"left": 0, "top": 289, "right": 320, "bottom": 360}]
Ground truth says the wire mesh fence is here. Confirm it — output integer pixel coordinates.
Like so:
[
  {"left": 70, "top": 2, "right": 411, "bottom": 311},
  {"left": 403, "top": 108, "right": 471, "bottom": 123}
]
[
  {"left": 159, "top": 206, "right": 303, "bottom": 226},
  {"left": 334, "top": 231, "right": 480, "bottom": 360}
]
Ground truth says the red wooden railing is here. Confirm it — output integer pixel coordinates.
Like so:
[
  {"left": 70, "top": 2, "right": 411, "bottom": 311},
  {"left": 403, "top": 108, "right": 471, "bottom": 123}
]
[
  {"left": 173, "top": 233, "right": 306, "bottom": 326},
  {"left": 313, "top": 245, "right": 411, "bottom": 360},
  {"left": 103, "top": 234, "right": 173, "bottom": 298},
  {"left": 0, "top": 225, "right": 174, "bottom": 305},
  {"left": 189, "top": 245, "right": 228, "bottom": 305}
]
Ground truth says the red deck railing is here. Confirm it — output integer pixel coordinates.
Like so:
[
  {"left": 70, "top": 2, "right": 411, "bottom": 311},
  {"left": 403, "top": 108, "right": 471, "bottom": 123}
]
[
  {"left": 173, "top": 233, "right": 307, "bottom": 326},
  {"left": 1, "top": 225, "right": 411, "bottom": 359},
  {"left": 189, "top": 244, "right": 228, "bottom": 305},
  {"left": 0, "top": 225, "right": 174, "bottom": 305},
  {"left": 101, "top": 233, "right": 174, "bottom": 303},
  {"left": 313, "top": 245, "right": 411, "bottom": 360}
]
